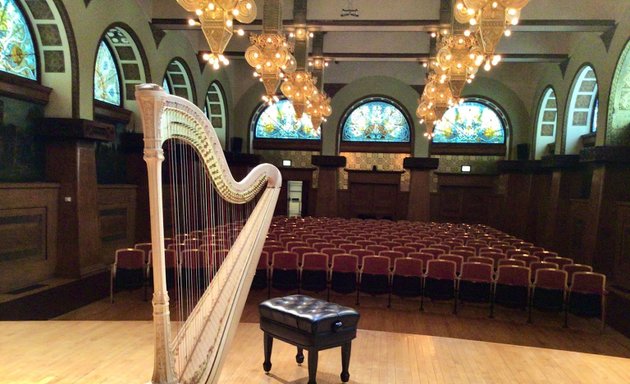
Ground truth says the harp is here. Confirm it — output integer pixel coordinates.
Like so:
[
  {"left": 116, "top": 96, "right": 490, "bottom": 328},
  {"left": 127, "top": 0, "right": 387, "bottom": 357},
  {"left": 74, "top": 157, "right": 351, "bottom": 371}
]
[{"left": 136, "top": 84, "right": 281, "bottom": 384}]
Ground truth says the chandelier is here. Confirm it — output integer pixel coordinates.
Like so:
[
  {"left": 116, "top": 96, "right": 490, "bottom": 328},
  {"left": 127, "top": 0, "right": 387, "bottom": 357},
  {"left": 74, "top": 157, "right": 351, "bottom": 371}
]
[
  {"left": 436, "top": 33, "right": 483, "bottom": 100},
  {"left": 306, "top": 89, "right": 332, "bottom": 130},
  {"left": 418, "top": 73, "right": 456, "bottom": 138},
  {"left": 244, "top": 0, "right": 296, "bottom": 103},
  {"left": 280, "top": 71, "right": 317, "bottom": 118},
  {"left": 454, "top": 0, "right": 529, "bottom": 71},
  {"left": 177, "top": 0, "right": 256, "bottom": 70}
]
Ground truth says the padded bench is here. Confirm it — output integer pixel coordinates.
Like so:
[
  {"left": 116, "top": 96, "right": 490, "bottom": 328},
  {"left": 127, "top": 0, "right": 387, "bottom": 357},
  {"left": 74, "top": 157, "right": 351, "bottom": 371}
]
[{"left": 259, "top": 295, "right": 360, "bottom": 384}]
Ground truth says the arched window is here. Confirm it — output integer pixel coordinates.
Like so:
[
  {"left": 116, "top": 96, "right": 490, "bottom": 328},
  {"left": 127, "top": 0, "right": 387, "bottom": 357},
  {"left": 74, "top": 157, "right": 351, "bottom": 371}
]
[
  {"left": 94, "top": 40, "right": 121, "bottom": 106},
  {"left": 253, "top": 99, "right": 318, "bottom": 140},
  {"left": 162, "top": 77, "right": 171, "bottom": 94},
  {"left": 608, "top": 40, "right": 630, "bottom": 145},
  {"left": 205, "top": 82, "right": 226, "bottom": 131},
  {"left": 534, "top": 87, "right": 558, "bottom": 159},
  {"left": 430, "top": 98, "right": 507, "bottom": 155},
  {"left": 0, "top": 0, "right": 37, "bottom": 80},
  {"left": 341, "top": 97, "right": 411, "bottom": 143},
  {"left": 565, "top": 65, "right": 598, "bottom": 154},
  {"left": 163, "top": 59, "right": 195, "bottom": 103}
]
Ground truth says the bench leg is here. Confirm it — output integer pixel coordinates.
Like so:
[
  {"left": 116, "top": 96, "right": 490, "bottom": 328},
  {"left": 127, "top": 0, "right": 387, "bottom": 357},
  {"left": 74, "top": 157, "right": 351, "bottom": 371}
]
[
  {"left": 308, "top": 349, "right": 318, "bottom": 384},
  {"left": 340, "top": 342, "right": 351, "bottom": 383},
  {"left": 263, "top": 333, "right": 273, "bottom": 373},
  {"left": 296, "top": 347, "right": 304, "bottom": 365}
]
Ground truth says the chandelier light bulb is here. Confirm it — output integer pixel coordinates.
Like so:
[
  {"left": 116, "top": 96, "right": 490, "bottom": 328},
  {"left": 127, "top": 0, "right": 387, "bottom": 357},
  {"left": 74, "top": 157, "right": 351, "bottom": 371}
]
[
  {"left": 470, "top": 18, "right": 477, "bottom": 26},
  {"left": 511, "top": 18, "right": 519, "bottom": 25},
  {"left": 237, "top": 29, "right": 245, "bottom": 36},
  {"left": 188, "top": 19, "right": 196, "bottom": 26},
  {"left": 195, "top": 9, "right": 202, "bottom": 15},
  {"left": 208, "top": 3, "right": 214, "bottom": 10},
  {"left": 456, "top": 2, "right": 464, "bottom": 10},
  {"left": 484, "top": 62, "right": 491, "bottom": 71},
  {"left": 232, "top": 9, "right": 239, "bottom": 16},
  {"left": 430, "top": 32, "right": 437, "bottom": 38},
  {"left": 504, "top": 29, "right": 512, "bottom": 37},
  {"left": 226, "top": 19, "right": 233, "bottom": 27},
  {"left": 245, "top": 2, "right": 252, "bottom": 9},
  {"left": 464, "top": 29, "right": 471, "bottom": 36}
]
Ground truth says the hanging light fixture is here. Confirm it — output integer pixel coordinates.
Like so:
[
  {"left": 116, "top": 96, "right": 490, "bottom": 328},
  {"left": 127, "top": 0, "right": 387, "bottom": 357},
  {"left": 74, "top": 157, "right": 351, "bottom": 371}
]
[
  {"left": 453, "top": 0, "right": 530, "bottom": 71},
  {"left": 244, "top": 0, "right": 296, "bottom": 103},
  {"left": 435, "top": 33, "right": 483, "bottom": 99},
  {"left": 178, "top": 0, "right": 256, "bottom": 70},
  {"left": 281, "top": 71, "right": 316, "bottom": 118},
  {"left": 306, "top": 89, "right": 332, "bottom": 131}
]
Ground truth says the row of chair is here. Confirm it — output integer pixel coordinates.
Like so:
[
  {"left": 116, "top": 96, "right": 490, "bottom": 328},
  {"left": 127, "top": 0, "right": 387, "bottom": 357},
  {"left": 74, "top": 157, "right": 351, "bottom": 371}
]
[{"left": 253, "top": 251, "right": 606, "bottom": 330}]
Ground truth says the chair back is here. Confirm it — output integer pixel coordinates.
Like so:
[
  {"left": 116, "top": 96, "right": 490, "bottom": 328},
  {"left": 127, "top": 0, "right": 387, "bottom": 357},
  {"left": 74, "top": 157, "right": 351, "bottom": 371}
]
[
  {"left": 301, "top": 252, "right": 329, "bottom": 271},
  {"left": 530, "top": 261, "right": 559, "bottom": 280},
  {"left": 393, "top": 258, "right": 423, "bottom": 277},
  {"left": 340, "top": 243, "right": 362, "bottom": 253},
  {"left": 405, "top": 242, "right": 428, "bottom": 251},
  {"left": 563, "top": 264, "right": 593, "bottom": 284},
  {"left": 285, "top": 241, "right": 308, "bottom": 252},
  {"left": 543, "top": 256, "right": 573, "bottom": 269},
  {"left": 498, "top": 258, "right": 526, "bottom": 267},
  {"left": 431, "top": 244, "right": 451, "bottom": 253},
  {"left": 438, "top": 254, "right": 464, "bottom": 275},
  {"left": 263, "top": 245, "right": 284, "bottom": 258},
  {"left": 362, "top": 255, "right": 391, "bottom": 275},
  {"left": 292, "top": 246, "right": 317, "bottom": 265},
  {"left": 366, "top": 244, "right": 389, "bottom": 254},
  {"left": 331, "top": 254, "right": 359, "bottom": 273},
  {"left": 134, "top": 243, "right": 152, "bottom": 264},
  {"left": 460, "top": 262, "right": 493, "bottom": 283},
  {"left": 512, "top": 254, "right": 540, "bottom": 267},
  {"left": 533, "top": 250, "right": 558, "bottom": 259},
  {"left": 330, "top": 239, "right": 350, "bottom": 247},
  {"left": 115, "top": 248, "right": 145, "bottom": 269},
  {"left": 180, "top": 249, "right": 205, "bottom": 269},
  {"left": 257, "top": 252, "right": 269, "bottom": 269},
  {"left": 534, "top": 268, "right": 567, "bottom": 290},
  {"left": 304, "top": 237, "right": 325, "bottom": 246},
  {"left": 506, "top": 249, "right": 530, "bottom": 258},
  {"left": 451, "top": 249, "right": 475, "bottom": 260},
  {"left": 571, "top": 272, "right": 606, "bottom": 294},
  {"left": 356, "top": 239, "right": 377, "bottom": 248},
  {"left": 425, "top": 259, "right": 457, "bottom": 280},
  {"left": 312, "top": 242, "right": 334, "bottom": 251},
  {"left": 495, "top": 244, "right": 516, "bottom": 253},
  {"left": 164, "top": 249, "right": 177, "bottom": 268},
  {"left": 423, "top": 247, "right": 446, "bottom": 258},
  {"left": 408, "top": 252, "right": 434, "bottom": 271},
  {"left": 521, "top": 245, "right": 544, "bottom": 254},
  {"left": 321, "top": 247, "right": 345, "bottom": 260},
  {"left": 379, "top": 250, "right": 405, "bottom": 266},
  {"left": 381, "top": 240, "right": 404, "bottom": 249},
  {"left": 496, "top": 265, "right": 530, "bottom": 286},
  {"left": 392, "top": 246, "right": 415, "bottom": 257},
  {"left": 272, "top": 251, "right": 299, "bottom": 270},
  {"left": 467, "top": 256, "right": 494, "bottom": 267}
]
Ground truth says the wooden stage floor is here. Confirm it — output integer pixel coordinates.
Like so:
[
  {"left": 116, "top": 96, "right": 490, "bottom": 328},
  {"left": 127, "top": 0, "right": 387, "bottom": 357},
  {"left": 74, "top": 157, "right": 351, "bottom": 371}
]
[
  {"left": 2, "top": 320, "right": 630, "bottom": 384},
  {"left": 3, "top": 288, "right": 630, "bottom": 383}
]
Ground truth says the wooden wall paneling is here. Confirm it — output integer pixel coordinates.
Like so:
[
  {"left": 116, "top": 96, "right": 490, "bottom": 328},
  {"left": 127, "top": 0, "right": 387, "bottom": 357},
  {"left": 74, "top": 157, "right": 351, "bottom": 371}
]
[
  {"left": 0, "top": 184, "right": 59, "bottom": 293},
  {"left": 121, "top": 133, "right": 150, "bottom": 243},
  {"left": 346, "top": 170, "right": 402, "bottom": 220},
  {"left": 529, "top": 172, "right": 552, "bottom": 245},
  {"left": 433, "top": 173, "right": 497, "bottom": 224},
  {"left": 503, "top": 173, "right": 533, "bottom": 240},
  {"left": 312, "top": 156, "right": 346, "bottom": 218},
  {"left": 97, "top": 185, "right": 137, "bottom": 264},
  {"left": 404, "top": 158, "right": 439, "bottom": 222},
  {"left": 615, "top": 202, "right": 630, "bottom": 290},
  {"left": 567, "top": 198, "right": 590, "bottom": 265}
]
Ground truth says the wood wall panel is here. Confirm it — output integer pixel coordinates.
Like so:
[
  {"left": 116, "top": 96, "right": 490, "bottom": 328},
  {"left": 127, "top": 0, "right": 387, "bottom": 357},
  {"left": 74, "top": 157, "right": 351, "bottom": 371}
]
[
  {"left": 615, "top": 203, "right": 630, "bottom": 290},
  {"left": 0, "top": 183, "right": 59, "bottom": 293},
  {"left": 97, "top": 185, "right": 137, "bottom": 264},
  {"left": 568, "top": 199, "right": 590, "bottom": 265}
]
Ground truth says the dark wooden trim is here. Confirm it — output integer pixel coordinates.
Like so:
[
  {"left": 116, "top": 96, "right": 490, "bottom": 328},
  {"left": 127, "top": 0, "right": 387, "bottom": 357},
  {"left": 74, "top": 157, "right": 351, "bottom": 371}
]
[
  {"left": 224, "top": 152, "right": 261, "bottom": 166},
  {"left": 403, "top": 157, "right": 439, "bottom": 170},
  {"left": 580, "top": 146, "right": 630, "bottom": 163},
  {"left": 340, "top": 142, "right": 411, "bottom": 153},
  {"left": 540, "top": 155, "right": 581, "bottom": 169},
  {"left": 430, "top": 143, "right": 506, "bottom": 156},
  {"left": 93, "top": 101, "right": 132, "bottom": 124},
  {"left": 0, "top": 72, "right": 51, "bottom": 105},
  {"left": 40, "top": 118, "right": 116, "bottom": 142},
  {"left": 497, "top": 160, "right": 546, "bottom": 173},
  {"left": 311, "top": 155, "right": 346, "bottom": 168},
  {"left": 253, "top": 139, "right": 321, "bottom": 151},
  {"left": 581, "top": 132, "right": 597, "bottom": 148}
]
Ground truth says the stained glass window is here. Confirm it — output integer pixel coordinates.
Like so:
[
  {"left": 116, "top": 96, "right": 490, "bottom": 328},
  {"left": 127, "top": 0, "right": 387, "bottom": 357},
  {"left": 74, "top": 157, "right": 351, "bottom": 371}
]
[
  {"left": 0, "top": 0, "right": 37, "bottom": 80},
  {"left": 205, "top": 82, "right": 226, "bottom": 130},
  {"left": 433, "top": 101, "right": 506, "bottom": 144},
  {"left": 94, "top": 41, "right": 121, "bottom": 106},
  {"left": 591, "top": 97, "right": 599, "bottom": 132},
  {"left": 341, "top": 99, "right": 410, "bottom": 142},
  {"left": 254, "top": 99, "right": 319, "bottom": 140}
]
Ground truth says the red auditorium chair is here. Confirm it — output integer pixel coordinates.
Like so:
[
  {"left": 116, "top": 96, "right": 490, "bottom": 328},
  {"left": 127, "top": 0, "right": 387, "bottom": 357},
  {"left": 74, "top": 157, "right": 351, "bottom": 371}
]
[
  {"left": 498, "top": 258, "right": 526, "bottom": 267},
  {"left": 458, "top": 262, "right": 494, "bottom": 316},
  {"left": 563, "top": 264, "right": 593, "bottom": 285},
  {"left": 529, "top": 261, "right": 559, "bottom": 282},
  {"left": 467, "top": 256, "right": 494, "bottom": 267},
  {"left": 493, "top": 265, "right": 531, "bottom": 317},
  {"left": 321, "top": 248, "right": 345, "bottom": 264},
  {"left": 349, "top": 249, "right": 375, "bottom": 268},
  {"left": 391, "top": 258, "right": 424, "bottom": 307},
  {"left": 408, "top": 252, "right": 434, "bottom": 273},
  {"left": 543, "top": 256, "right": 573, "bottom": 270},
  {"left": 359, "top": 256, "right": 392, "bottom": 307},
  {"left": 392, "top": 246, "right": 415, "bottom": 258},
  {"left": 381, "top": 240, "right": 404, "bottom": 249},
  {"left": 512, "top": 254, "right": 540, "bottom": 267},
  {"left": 379, "top": 250, "right": 405, "bottom": 268},
  {"left": 292, "top": 246, "right": 317, "bottom": 266},
  {"left": 271, "top": 251, "right": 300, "bottom": 293},
  {"left": 252, "top": 251, "right": 269, "bottom": 292},
  {"left": 451, "top": 249, "right": 475, "bottom": 260},
  {"left": 533, "top": 250, "right": 558, "bottom": 259},
  {"left": 312, "top": 242, "right": 334, "bottom": 252},
  {"left": 285, "top": 240, "right": 309, "bottom": 252},
  {"left": 366, "top": 244, "right": 388, "bottom": 255},
  {"left": 431, "top": 244, "right": 451, "bottom": 254},
  {"left": 300, "top": 252, "right": 329, "bottom": 294},
  {"left": 422, "top": 259, "right": 458, "bottom": 314},
  {"left": 111, "top": 248, "right": 147, "bottom": 303},
  {"left": 566, "top": 272, "right": 607, "bottom": 331},
  {"left": 405, "top": 242, "right": 428, "bottom": 252},
  {"left": 438, "top": 254, "right": 464, "bottom": 276},
  {"left": 356, "top": 239, "right": 377, "bottom": 248},
  {"left": 529, "top": 268, "right": 568, "bottom": 324},
  {"left": 340, "top": 243, "right": 362, "bottom": 253},
  {"left": 329, "top": 254, "right": 359, "bottom": 302},
  {"left": 422, "top": 247, "right": 446, "bottom": 258}
]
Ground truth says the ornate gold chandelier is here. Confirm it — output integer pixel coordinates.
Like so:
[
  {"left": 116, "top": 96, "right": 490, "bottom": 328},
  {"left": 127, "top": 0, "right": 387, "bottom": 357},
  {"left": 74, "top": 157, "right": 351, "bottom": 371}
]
[
  {"left": 306, "top": 89, "right": 332, "bottom": 130},
  {"left": 454, "top": 0, "right": 529, "bottom": 71},
  {"left": 244, "top": 0, "right": 296, "bottom": 103},
  {"left": 281, "top": 71, "right": 316, "bottom": 118},
  {"left": 177, "top": 0, "right": 256, "bottom": 70},
  {"left": 435, "top": 33, "right": 483, "bottom": 100},
  {"left": 417, "top": 73, "right": 456, "bottom": 138}
]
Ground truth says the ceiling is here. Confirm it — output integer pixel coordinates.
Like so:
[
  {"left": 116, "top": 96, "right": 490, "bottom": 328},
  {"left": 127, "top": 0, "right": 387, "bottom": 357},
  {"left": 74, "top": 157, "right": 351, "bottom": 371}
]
[{"left": 148, "top": 0, "right": 622, "bottom": 79}]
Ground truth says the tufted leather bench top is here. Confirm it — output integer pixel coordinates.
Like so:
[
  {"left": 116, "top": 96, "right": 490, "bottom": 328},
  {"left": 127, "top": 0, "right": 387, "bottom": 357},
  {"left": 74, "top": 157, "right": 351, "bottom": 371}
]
[{"left": 259, "top": 295, "right": 359, "bottom": 335}]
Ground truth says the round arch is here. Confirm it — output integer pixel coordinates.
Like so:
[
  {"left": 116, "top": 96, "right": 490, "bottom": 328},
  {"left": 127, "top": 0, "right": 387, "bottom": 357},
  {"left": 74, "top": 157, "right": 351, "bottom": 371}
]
[
  {"left": 205, "top": 80, "right": 229, "bottom": 148},
  {"left": 94, "top": 23, "right": 150, "bottom": 106},
  {"left": 607, "top": 38, "right": 630, "bottom": 146},
  {"left": 564, "top": 64, "right": 599, "bottom": 154},
  {"left": 163, "top": 57, "right": 197, "bottom": 104},
  {"left": 533, "top": 86, "right": 558, "bottom": 159}
]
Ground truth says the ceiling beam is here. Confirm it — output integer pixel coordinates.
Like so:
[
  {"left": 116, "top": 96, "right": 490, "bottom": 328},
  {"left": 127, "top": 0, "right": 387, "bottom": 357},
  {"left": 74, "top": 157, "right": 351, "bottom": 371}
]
[
  {"left": 214, "top": 51, "right": 567, "bottom": 63},
  {"left": 153, "top": 18, "right": 615, "bottom": 33}
]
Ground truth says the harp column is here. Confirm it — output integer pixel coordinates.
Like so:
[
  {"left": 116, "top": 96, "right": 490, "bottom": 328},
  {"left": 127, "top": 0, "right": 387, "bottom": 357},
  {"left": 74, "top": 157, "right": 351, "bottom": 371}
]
[{"left": 136, "top": 85, "right": 177, "bottom": 384}]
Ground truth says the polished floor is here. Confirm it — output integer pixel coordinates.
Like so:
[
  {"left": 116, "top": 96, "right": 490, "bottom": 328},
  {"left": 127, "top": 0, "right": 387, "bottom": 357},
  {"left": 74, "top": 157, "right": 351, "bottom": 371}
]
[{"left": 1, "top": 287, "right": 630, "bottom": 383}]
